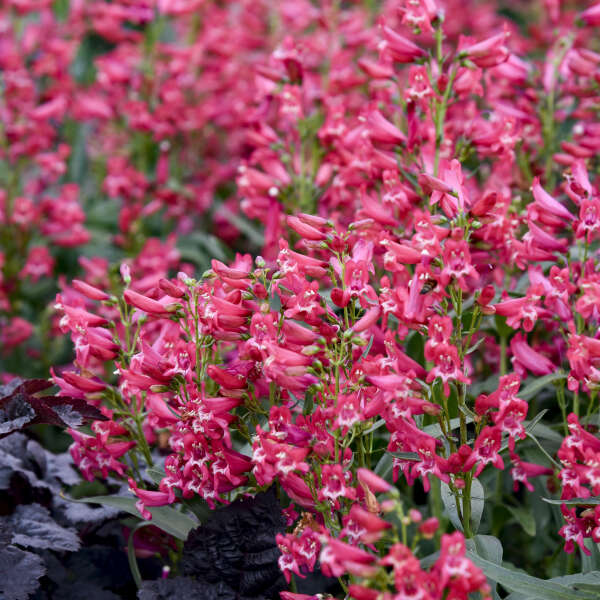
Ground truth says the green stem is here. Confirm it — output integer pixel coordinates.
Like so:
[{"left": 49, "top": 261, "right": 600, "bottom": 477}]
[
  {"left": 433, "top": 67, "right": 457, "bottom": 176},
  {"left": 127, "top": 522, "right": 152, "bottom": 588},
  {"left": 500, "top": 334, "right": 507, "bottom": 376},
  {"left": 462, "top": 473, "right": 473, "bottom": 538}
]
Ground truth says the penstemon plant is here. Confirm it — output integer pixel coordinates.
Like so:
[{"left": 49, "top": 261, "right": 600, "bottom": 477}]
[{"left": 3, "top": 0, "right": 600, "bottom": 599}]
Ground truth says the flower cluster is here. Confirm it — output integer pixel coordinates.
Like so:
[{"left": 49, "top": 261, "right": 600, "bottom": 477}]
[{"left": 4, "top": 0, "right": 600, "bottom": 597}]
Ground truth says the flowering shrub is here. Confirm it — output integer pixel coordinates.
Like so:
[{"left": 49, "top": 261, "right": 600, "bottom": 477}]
[{"left": 3, "top": 0, "right": 600, "bottom": 599}]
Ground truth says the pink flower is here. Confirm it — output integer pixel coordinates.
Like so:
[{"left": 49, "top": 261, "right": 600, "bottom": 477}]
[
  {"left": 128, "top": 478, "right": 174, "bottom": 520},
  {"left": 579, "top": 3, "right": 600, "bottom": 26},
  {"left": 379, "top": 26, "right": 427, "bottom": 63},
  {"left": 357, "top": 468, "right": 392, "bottom": 493},
  {"left": 426, "top": 342, "right": 471, "bottom": 396},
  {"left": 510, "top": 454, "right": 552, "bottom": 492},
  {"left": 459, "top": 31, "right": 510, "bottom": 68},
  {"left": 463, "top": 426, "right": 504, "bottom": 476},
  {"left": 124, "top": 289, "right": 174, "bottom": 316},
  {"left": 531, "top": 177, "right": 574, "bottom": 221},
  {"left": 511, "top": 334, "right": 555, "bottom": 376}
]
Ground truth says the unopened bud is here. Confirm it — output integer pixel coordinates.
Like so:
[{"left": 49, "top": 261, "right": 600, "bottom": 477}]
[
  {"left": 150, "top": 385, "right": 170, "bottom": 393},
  {"left": 301, "top": 345, "right": 321, "bottom": 356},
  {"left": 120, "top": 263, "right": 131, "bottom": 285},
  {"left": 409, "top": 509, "right": 422, "bottom": 523}
]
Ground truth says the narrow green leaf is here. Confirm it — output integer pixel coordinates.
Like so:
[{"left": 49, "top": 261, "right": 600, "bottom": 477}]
[
  {"left": 467, "top": 553, "right": 598, "bottom": 600},
  {"left": 504, "top": 572, "right": 600, "bottom": 600},
  {"left": 470, "top": 478, "right": 485, "bottom": 534},
  {"left": 441, "top": 482, "right": 463, "bottom": 532},
  {"left": 581, "top": 539, "right": 600, "bottom": 574},
  {"left": 467, "top": 534, "right": 503, "bottom": 599},
  {"left": 466, "top": 337, "right": 486, "bottom": 355},
  {"left": 390, "top": 451, "right": 420, "bottom": 462},
  {"left": 494, "top": 315, "right": 513, "bottom": 338},
  {"left": 146, "top": 467, "right": 165, "bottom": 486},
  {"left": 364, "top": 418, "right": 386, "bottom": 435},
  {"left": 549, "top": 571, "right": 600, "bottom": 591},
  {"left": 524, "top": 408, "right": 549, "bottom": 433},
  {"left": 374, "top": 452, "right": 393, "bottom": 482},
  {"left": 66, "top": 494, "right": 197, "bottom": 540},
  {"left": 519, "top": 372, "right": 566, "bottom": 400},
  {"left": 127, "top": 522, "right": 152, "bottom": 588},
  {"left": 361, "top": 335, "right": 375, "bottom": 360},
  {"left": 424, "top": 416, "right": 470, "bottom": 439},
  {"left": 441, "top": 479, "right": 485, "bottom": 534},
  {"left": 468, "top": 534, "right": 503, "bottom": 564},
  {"left": 458, "top": 402, "right": 477, "bottom": 420},
  {"left": 542, "top": 497, "right": 600, "bottom": 507},
  {"left": 419, "top": 551, "right": 440, "bottom": 569},
  {"left": 302, "top": 390, "right": 314, "bottom": 416}
]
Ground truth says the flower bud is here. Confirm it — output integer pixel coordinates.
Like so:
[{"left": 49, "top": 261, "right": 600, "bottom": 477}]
[
  {"left": 418, "top": 516, "right": 439, "bottom": 539},
  {"left": 72, "top": 279, "right": 110, "bottom": 301},
  {"left": 159, "top": 278, "right": 185, "bottom": 298}
]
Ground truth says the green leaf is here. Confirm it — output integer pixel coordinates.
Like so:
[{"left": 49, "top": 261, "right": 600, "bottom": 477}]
[
  {"left": 180, "top": 496, "right": 212, "bottom": 522},
  {"left": 361, "top": 335, "right": 375, "bottom": 360},
  {"left": 467, "top": 534, "right": 503, "bottom": 599},
  {"left": 467, "top": 553, "right": 599, "bottom": 600},
  {"left": 542, "top": 497, "right": 600, "bottom": 506},
  {"left": 458, "top": 402, "right": 477, "bottom": 420},
  {"left": 424, "top": 416, "right": 471, "bottom": 439},
  {"left": 519, "top": 372, "right": 566, "bottom": 400},
  {"left": 466, "top": 337, "right": 486, "bottom": 355},
  {"left": 524, "top": 408, "right": 549, "bottom": 434},
  {"left": 364, "top": 418, "right": 386, "bottom": 435},
  {"left": 468, "top": 534, "right": 503, "bottom": 564},
  {"left": 375, "top": 452, "right": 394, "bottom": 482},
  {"left": 581, "top": 539, "right": 600, "bottom": 574},
  {"left": 390, "top": 451, "right": 420, "bottom": 462},
  {"left": 66, "top": 495, "right": 197, "bottom": 540},
  {"left": 501, "top": 409, "right": 562, "bottom": 457},
  {"left": 419, "top": 551, "right": 439, "bottom": 569},
  {"left": 146, "top": 467, "right": 165, "bottom": 486},
  {"left": 521, "top": 409, "right": 562, "bottom": 449},
  {"left": 506, "top": 572, "right": 600, "bottom": 600},
  {"left": 549, "top": 571, "right": 600, "bottom": 591},
  {"left": 470, "top": 478, "right": 485, "bottom": 534},
  {"left": 441, "top": 482, "right": 463, "bottom": 531},
  {"left": 127, "top": 522, "right": 152, "bottom": 588},
  {"left": 302, "top": 389, "right": 314, "bottom": 416},
  {"left": 440, "top": 478, "right": 484, "bottom": 534},
  {"left": 494, "top": 315, "right": 513, "bottom": 338},
  {"left": 469, "top": 373, "right": 500, "bottom": 397},
  {"left": 506, "top": 505, "right": 536, "bottom": 536}
]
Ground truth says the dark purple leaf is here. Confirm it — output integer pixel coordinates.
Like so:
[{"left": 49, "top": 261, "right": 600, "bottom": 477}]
[
  {"left": 0, "top": 543, "right": 46, "bottom": 600},
  {"left": 137, "top": 577, "right": 206, "bottom": 600},
  {"left": 55, "top": 496, "right": 121, "bottom": 525},
  {"left": 0, "top": 378, "right": 107, "bottom": 438},
  {"left": 46, "top": 451, "right": 80, "bottom": 486},
  {"left": 7, "top": 503, "right": 81, "bottom": 552},
  {"left": 0, "top": 395, "right": 36, "bottom": 436},
  {"left": 181, "top": 489, "right": 286, "bottom": 599}
]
